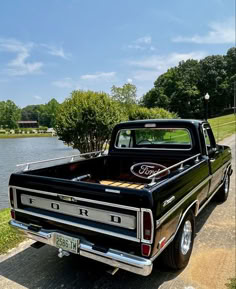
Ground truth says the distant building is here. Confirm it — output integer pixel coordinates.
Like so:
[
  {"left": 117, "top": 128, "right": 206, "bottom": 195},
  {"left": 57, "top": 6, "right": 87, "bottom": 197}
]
[{"left": 18, "top": 121, "right": 38, "bottom": 128}]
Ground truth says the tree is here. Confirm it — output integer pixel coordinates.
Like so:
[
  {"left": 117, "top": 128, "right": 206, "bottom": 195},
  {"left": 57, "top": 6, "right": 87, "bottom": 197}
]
[
  {"left": 111, "top": 83, "right": 137, "bottom": 104},
  {"left": 142, "top": 49, "right": 236, "bottom": 118},
  {"left": 21, "top": 105, "right": 41, "bottom": 121},
  {"left": 169, "top": 60, "right": 202, "bottom": 118},
  {"left": 0, "top": 100, "right": 21, "bottom": 129},
  {"left": 55, "top": 90, "right": 127, "bottom": 153},
  {"left": 21, "top": 99, "right": 60, "bottom": 127},
  {"left": 199, "top": 55, "right": 228, "bottom": 116},
  {"left": 38, "top": 98, "right": 60, "bottom": 127},
  {"left": 141, "top": 60, "right": 202, "bottom": 118},
  {"left": 225, "top": 47, "right": 236, "bottom": 108},
  {"left": 142, "top": 67, "right": 178, "bottom": 110}
]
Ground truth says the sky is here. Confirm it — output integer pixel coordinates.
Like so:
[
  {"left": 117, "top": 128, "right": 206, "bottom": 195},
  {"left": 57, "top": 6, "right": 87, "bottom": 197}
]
[{"left": 0, "top": 0, "right": 235, "bottom": 108}]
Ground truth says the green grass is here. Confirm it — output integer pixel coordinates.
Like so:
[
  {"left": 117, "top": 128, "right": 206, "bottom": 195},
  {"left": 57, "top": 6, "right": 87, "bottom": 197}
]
[
  {"left": 0, "top": 133, "right": 54, "bottom": 139},
  {"left": 225, "top": 278, "right": 236, "bottom": 289},
  {"left": 0, "top": 208, "right": 25, "bottom": 254},
  {"left": 208, "top": 113, "right": 236, "bottom": 141}
]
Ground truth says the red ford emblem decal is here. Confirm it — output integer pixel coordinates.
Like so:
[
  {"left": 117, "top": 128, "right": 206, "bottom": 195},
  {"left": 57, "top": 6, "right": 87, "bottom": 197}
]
[{"left": 130, "top": 162, "right": 170, "bottom": 180}]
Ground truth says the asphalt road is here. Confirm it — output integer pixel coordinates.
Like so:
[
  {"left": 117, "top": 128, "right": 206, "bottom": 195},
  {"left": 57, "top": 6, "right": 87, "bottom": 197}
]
[{"left": 0, "top": 134, "right": 235, "bottom": 289}]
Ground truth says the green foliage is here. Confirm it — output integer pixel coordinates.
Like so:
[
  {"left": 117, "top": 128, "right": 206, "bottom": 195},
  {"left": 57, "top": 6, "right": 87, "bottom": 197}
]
[
  {"left": 141, "top": 47, "right": 235, "bottom": 119},
  {"left": 39, "top": 98, "right": 60, "bottom": 127},
  {"left": 21, "top": 99, "right": 60, "bottom": 127},
  {"left": 111, "top": 83, "right": 137, "bottom": 104},
  {"left": 55, "top": 90, "right": 127, "bottom": 153},
  {"left": 0, "top": 100, "right": 21, "bottom": 129},
  {"left": 128, "top": 104, "right": 176, "bottom": 120},
  {"left": 198, "top": 55, "right": 228, "bottom": 116},
  {"left": 225, "top": 47, "right": 236, "bottom": 108},
  {"left": 21, "top": 104, "right": 41, "bottom": 122}
]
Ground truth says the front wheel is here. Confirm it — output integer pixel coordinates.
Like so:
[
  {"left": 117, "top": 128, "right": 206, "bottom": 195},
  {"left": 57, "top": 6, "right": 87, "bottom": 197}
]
[
  {"left": 162, "top": 210, "right": 195, "bottom": 270},
  {"left": 216, "top": 173, "right": 230, "bottom": 202}
]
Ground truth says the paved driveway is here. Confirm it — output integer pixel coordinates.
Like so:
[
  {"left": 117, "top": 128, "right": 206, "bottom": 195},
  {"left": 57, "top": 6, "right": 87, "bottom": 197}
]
[{"left": 0, "top": 134, "right": 235, "bottom": 289}]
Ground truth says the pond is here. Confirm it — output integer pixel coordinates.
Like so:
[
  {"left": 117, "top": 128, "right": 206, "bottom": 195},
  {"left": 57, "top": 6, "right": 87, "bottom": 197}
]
[{"left": 0, "top": 137, "right": 78, "bottom": 209}]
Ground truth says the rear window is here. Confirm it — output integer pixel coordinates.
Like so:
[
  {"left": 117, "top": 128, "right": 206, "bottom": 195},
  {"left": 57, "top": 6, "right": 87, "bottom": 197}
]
[{"left": 116, "top": 128, "right": 192, "bottom": 150}]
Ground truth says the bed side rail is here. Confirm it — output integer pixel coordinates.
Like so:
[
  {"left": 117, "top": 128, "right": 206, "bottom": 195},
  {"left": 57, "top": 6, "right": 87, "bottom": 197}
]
[
  {"left": 148, "top": 153, "right": 201, "bottom": 185},
  {"left": 16, "top": 150, "right": 104, "bottom": 171}
]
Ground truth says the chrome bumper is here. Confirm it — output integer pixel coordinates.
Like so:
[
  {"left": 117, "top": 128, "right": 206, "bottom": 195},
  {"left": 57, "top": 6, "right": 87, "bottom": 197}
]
[{"left": 10, "top": 219, "right": 153, "bottom": 276}]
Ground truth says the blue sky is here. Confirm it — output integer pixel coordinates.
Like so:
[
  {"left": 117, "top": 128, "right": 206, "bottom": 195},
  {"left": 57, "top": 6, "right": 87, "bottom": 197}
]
[{"left": 0, "top": 0, "right": 235, "bottom": 107}]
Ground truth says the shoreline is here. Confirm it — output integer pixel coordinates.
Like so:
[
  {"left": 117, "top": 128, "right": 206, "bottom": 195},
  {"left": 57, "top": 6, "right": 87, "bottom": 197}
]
[{"left": 0, "top": 133, "right": 55, "bottom": 139}]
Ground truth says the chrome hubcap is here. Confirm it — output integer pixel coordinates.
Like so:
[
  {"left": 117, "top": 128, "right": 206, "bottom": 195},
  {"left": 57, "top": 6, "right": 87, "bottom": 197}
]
[
  {"left": 224, "top": 176, "right": 229, "bottom": 195},
  {"left": 181, "top": 220, "right": 192, "bottom": 255}
]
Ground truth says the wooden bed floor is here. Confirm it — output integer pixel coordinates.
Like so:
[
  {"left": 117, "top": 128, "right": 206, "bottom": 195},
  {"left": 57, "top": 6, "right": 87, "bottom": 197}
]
[{"left": 100, "top": 180, "right": 145, "bottom": 189}]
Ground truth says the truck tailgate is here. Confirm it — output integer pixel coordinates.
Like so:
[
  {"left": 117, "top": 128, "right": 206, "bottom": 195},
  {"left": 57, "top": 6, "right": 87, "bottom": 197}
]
[{"left": 9, "top": 173, "right": 153, "bottom": 244}]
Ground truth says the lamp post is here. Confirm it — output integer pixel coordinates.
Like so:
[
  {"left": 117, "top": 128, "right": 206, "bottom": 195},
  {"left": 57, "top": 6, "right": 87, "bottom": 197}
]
[{"left": 204, "top": 93, "right": 210, "bottom": 120}]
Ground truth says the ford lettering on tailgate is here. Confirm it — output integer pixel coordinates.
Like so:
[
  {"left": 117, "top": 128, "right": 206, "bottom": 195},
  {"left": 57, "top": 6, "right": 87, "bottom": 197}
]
[{"left": 21, "top": 194, "right": 136, "bottom": 230}]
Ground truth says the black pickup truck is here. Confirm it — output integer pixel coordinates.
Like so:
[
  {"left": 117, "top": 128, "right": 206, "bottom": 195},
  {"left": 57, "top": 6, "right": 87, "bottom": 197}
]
[{"left": 9, "top": 119, "right": 232, "bottom": 276}]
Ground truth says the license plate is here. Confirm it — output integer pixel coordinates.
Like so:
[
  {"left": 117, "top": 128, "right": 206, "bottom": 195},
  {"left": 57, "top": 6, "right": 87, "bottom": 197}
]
[{"left": 55, "top": 233, "right": 79, "bottom": 254}]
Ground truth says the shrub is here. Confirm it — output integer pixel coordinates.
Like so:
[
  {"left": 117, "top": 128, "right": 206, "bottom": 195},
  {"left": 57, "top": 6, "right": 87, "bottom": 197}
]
[
  {"left": 55, "top": 90, "right": 127, "bottom": 153},
  {"left": 14, "top": 129, "right": 20, "bottom": 134},
  {"left": 128, "top": 104, "right": 177, "bottom": 120}
]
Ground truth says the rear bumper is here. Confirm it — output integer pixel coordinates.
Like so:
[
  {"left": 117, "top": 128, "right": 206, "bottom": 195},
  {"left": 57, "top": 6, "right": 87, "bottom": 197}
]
[{"left": 10, "top": 219, "right": 153, "bottom": 276}]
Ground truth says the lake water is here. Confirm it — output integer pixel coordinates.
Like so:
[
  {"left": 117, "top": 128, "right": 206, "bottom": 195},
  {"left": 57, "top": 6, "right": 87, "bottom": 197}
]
[{"left": 0, "top": 137, "right": 78, "bottom": 210}]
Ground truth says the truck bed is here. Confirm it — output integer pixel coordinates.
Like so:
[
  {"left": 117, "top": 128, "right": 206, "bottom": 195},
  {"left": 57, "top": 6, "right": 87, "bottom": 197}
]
[{"left": 20, "top": 154, "right": 198, "bottom": 190}]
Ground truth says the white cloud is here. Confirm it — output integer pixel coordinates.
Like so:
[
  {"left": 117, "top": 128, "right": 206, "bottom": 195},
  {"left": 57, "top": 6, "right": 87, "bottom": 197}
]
[
  {"left": 33, "top": 95, "right": 42, "bottom": 100},
  {"left": 173, "top": 18, "right": 235, "bottom": 44},
  {"left": 132, "top": 70, "right": 159, "bottom": 82},
  {"left": 0, "top": 38, "right": 43, "bottom": 76},
  {"left": 129, "top": 51, "right": 206, "bottom": 70},
  {"left": 150, "top": 46, "right": 156, "bottom": 51},
  {"left": 127, "top": 44, "right": 145, "bottom": 50},
  {"left": 81, "top": 72, "right": 116, "bottom": 80},
  {"left": 128, "top": 51, "right": 207, "bottom": 82},
  {"left": 127, "top": 35, "right": 155, "bottom": 51},
  {"left": 52, "top": 77, "right": 74, "bottom": 88},
  {"left": 127, "top": 78, "right": 133, "bottom": 83},
  {"left": 136, "top": 36, "right": 152, "bottom": 44},
  {"left": 42, "top": 44, "right": 71, "bottom": 60}
]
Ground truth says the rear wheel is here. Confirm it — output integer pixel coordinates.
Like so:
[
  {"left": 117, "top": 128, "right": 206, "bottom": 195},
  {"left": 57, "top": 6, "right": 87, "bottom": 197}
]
[
  {"left": 162, "top": 210, "right": 195, "bottom": 270},
  {"left": 216, "top": 173, "right": 230, "bottom": 202}
]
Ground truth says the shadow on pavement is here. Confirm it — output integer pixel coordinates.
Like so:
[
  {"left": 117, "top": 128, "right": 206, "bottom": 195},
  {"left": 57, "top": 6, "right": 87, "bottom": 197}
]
[
  {"left": 0, "top": 244, "right": 182, "bottom": 289},
  {"left": 0, "top": 200, "right": 221, "bottom": 289},
  {"left": 195, "top": 198, "right": 221, "bottom": 234}
]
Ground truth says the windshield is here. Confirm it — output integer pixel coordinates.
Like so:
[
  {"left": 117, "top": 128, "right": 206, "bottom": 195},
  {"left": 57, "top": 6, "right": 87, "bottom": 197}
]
[{"left": 116, "top": 128, "right": 192, "bottom": 150}]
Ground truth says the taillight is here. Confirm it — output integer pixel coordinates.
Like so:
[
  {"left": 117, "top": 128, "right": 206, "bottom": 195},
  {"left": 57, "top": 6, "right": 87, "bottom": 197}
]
[
  {"left": 141, "top": 244, "right": 151, "bottom": 257},
  {"left": 11, "top": 210, "right": 15, "bottom": 219},
  {"left": 9, "top": 188, "right": 14, "bottom": 208},
  {"left": 143, "top": 211, "right": 153, "bottom": 241}
]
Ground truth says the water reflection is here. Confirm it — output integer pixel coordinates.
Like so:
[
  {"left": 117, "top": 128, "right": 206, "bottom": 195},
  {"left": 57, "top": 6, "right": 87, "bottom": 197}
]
[{"left": 0, "top": 137, "right": 78, "bottom": 209}]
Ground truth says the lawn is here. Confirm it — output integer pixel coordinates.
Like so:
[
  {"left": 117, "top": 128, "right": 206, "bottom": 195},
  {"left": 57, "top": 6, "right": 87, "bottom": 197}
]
[
  {"left": 208, "top": 113, "right": 236, "bottom": 141},
  {"left": 0, "top": 208, "right": 25, "bottom": 254},
  {"left": 0, "top": 133, "right": 54, "bottom": 139}
]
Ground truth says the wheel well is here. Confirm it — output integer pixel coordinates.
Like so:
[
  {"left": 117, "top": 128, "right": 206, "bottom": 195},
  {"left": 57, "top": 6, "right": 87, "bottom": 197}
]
[
  {"left": 182, "top": 200, "right": 199, "bottom": 218},
  {"left": 190, "top": 201, "right": 199, "bottom": 216},
  {"left": 175, "top": 201, "right": 198, "bottom": 237}
]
